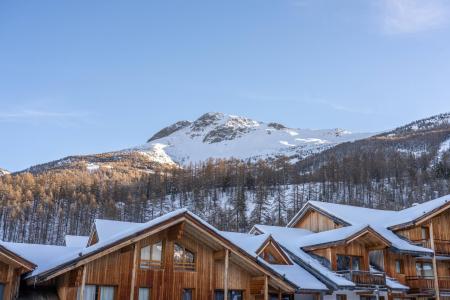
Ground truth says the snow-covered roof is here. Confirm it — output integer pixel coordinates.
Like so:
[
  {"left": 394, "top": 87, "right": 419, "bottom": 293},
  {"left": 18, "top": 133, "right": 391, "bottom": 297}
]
[
  {"left": 280, "top": 224, "right": 432, "bottom": 255},
  {"left": 253, "top": 224, "right": 355, "bottom": 288},
  {"left": 289, "top": 201, "right": 396, "bottom": 227},
  {"left": 25, "top": 209, "right": 324, "bottom": 292},
  {"left": 388, "top": 194, "right": 450, "bottom": 228},
  {"left": 65, "top": 235, "right": 89, "bottom": 248},
  {"left": 292, "top": 196, "right": 450, "bottom": 230},
  {"left": 93, "top": 219, "right": 141, "bottom": 242},
  {"left": 220, "top": 231, "right": 270, "bottom": 254},
  {"left": 221, "top": 231, "right": 328, "bottom": 291},
  {"left": 252, "top": 224, "right": 314, "bottom": 238},
  {"left": 0, "top": 241, "right": 81, "bottom": 275},
  {"left": 28, "top": 209, "right": 189, "bottom": 279}
]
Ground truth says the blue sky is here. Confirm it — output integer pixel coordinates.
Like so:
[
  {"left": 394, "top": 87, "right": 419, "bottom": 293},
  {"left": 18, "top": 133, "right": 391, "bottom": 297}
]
[{"left": 1, "top": 0, "right": 450, "bottom": 171}]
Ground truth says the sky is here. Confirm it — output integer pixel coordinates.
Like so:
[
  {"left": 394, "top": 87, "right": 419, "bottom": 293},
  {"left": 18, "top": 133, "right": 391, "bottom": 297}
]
[{"left": 1, "top": 0, "right": 450, "bottom": 171}]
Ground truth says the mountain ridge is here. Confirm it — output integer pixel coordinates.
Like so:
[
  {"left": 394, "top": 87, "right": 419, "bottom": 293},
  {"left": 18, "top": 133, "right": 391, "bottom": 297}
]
[{"left": 21, "top": 112, "right": 372, "bottom": 173}]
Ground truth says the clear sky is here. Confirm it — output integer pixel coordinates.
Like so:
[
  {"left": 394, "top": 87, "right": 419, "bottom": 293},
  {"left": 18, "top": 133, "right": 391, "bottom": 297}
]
[{"left": 1, "top": 0, "right": 450, "bottom": 171}]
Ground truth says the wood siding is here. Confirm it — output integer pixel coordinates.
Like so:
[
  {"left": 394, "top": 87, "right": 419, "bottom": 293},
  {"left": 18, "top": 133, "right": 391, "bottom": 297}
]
[
  {"left": 54, "top": 224, "right": 290, "bottom": 300},
  {"left": 292, "top": 209, "right": 342, "bottom": 232}
]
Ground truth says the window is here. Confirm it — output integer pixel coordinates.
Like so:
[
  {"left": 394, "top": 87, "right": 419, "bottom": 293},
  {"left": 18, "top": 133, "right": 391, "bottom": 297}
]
[
  {"left": 265, "top": 252, "right": 277, "bottom": 264},
  {"left": 174, "top": 243, "right": 196, "bottom": 271},
  {"left": 351, "top": 256, "right": 361, "bottom": 271},
  {"left": 140, "top": 241, "right": 163, "bottom": 269},
  {"left": 215, "top": 290, "right": 243, "bottom": 300},
  {"left": 421, "top": 227, "right": 429, "bottom": 240},
  {"left": 337, "top": 255, "right": 362, "bottom": 271},
  {"left": 337, "top": 255, "right": 350, "bottom": 271},
  {"left": 395, "top": 259, "right": 404, "bottom": 274},
  {"left": 336, "top": 295, "right": 347, "bottom": 300},
  {"left": 138, "top": 288, "right": 151, "bottom": 300},
  {"left": 182, "top": 289, "right": 193, "bottom": 300},
  {"left": 0, "top": 284, "right": 4, "bottom": 300},
  {"left": 77, "top": 285, "right": 115, "bottom": 300},
  {"left": 416, "top": 261, "right": 434, "bottom": 277},
  {"left": 99, "top": 286, "right": 115, "bottom": 300}
]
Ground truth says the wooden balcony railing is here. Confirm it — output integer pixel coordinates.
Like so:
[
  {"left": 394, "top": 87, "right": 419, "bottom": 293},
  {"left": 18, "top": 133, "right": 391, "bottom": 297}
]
[
  {"left": 411, "top": 239, "right": 450, "bottom": 256},
  {"left": 174, "top": 261, "right": 196, "bottom": 271},
  {"left": 337, "top": 270, "right": 386, "bottom": 286},
  {"left": 140, "top": 259, "right": 162, "bottom": 269},
  {"left": 406, "top": 276, "right": 450, "bottom": 290},
  {"left": 411, "top": 239, "right": 432, "bottom": 249}
]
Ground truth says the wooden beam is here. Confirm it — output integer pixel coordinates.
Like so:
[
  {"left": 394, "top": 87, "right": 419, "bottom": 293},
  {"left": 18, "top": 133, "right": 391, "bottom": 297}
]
[
  {"left": 264, "top": 275, "right": 269, "bottom": 300},
  {"left": 79, "top": 265, "right": 87, "bottom": 300},
  {"left": 430, "top": 222, "right": 440, "bottom": 300},
  {"left": 224, "top": 248, "right": 229, "bottom": 300},
  {"left": 129, "top": 242, "right": 140, "bottom": 300},
  {"left": 167, "top": 222, "right": 184, "bottom": 241},
  {"left": 213, "top": 249, "right": 226, "bottom": 260}
]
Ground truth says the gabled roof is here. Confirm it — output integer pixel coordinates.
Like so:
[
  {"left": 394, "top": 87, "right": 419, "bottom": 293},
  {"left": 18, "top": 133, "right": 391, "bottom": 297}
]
[
  {"left": 221, "top": 231, "right": 327, "bottom": 291},
  {"left": 287, "top": 201, "right": 396, "bottom": 228},
  {"left": 388, "top": 195, "right": 450, "bottom": 229},
  {"left": 93, "top": 219, "right": 141, "bottom": 242},
  {"left": 24, "top": 209, "right": 322, "bottom": 293},
  {"left": 65, "top": 235, "right": 89, "bottom": 248},
  {"left": 297, "top": 225, "right": 391, "bottom": 250},
  {"left": 0, "top": 241, "right": 78, "bottom": 275},
  {"left": 252, "top": 224, "right": 420, "bottom": 291},
  {"left": 288, "top": 196, "right": 450, "bottom": 231},
  {"left": 251, "top": 224, "right": 355, "bottom": 289}
]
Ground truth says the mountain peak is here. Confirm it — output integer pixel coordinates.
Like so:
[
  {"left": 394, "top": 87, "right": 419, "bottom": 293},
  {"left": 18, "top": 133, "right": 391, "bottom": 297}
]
[{"left": 138, "top": 112, "right": 371, "bottom": 164}]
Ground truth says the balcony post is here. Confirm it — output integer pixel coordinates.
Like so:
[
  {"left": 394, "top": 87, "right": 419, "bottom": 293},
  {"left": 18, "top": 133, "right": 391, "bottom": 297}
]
[
  {"left": 224, "top": 248, "right": 229, "bottom": 300},
  {"left": 430, "top": 222, "right": 440, "bottom": 300}
]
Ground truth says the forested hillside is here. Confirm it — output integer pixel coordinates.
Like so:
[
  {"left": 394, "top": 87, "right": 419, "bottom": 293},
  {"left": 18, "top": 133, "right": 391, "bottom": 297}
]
[{"left": 1, "top": 112, "right": 449, "bottom": 245}]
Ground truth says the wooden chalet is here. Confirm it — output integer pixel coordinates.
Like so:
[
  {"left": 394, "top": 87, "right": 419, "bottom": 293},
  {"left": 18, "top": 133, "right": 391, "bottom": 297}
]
[
  {"left": 2, "top": 209, "right": 330, "bottom": 300},
  {"left": 0, "top": 244, "right": 35, "bottom": 299},
  {"left": 282, "top": 196, "right": 450, "bottom": 300},
  {"left": 0, "top": 195, "right": 450, "bottom": 300}
]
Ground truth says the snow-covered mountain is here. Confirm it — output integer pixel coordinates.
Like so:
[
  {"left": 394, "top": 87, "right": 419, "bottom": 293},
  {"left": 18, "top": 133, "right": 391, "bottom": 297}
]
[
  {"left": 23, "top": 112, "right": 373, "bottom": 173},
  {"left": 380, "top": 112, "right": 450, "bottom": 137},
  {"left": 132, "top": 112, "right": 373, "bottom": 165},
  {"left": 0, "top": 168, "right": 9, "bottom": 176}
]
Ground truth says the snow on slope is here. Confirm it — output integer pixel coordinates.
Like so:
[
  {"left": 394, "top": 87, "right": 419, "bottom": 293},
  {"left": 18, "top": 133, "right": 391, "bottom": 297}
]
[
  {"left": 0, "top": 168, "right": 9, "bottom": 176},
  {"left": 132, "top": 112, "right": 372, "bottom": 164}
]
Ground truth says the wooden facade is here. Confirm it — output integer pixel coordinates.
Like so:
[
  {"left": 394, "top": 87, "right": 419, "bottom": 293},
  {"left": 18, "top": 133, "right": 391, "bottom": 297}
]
[
  {"left": 0, "top": 246, "right": 35, "bottom": 300},
  {"left": 291, "top": 209, "right": 343, "bottom": 232},
  {"left": 292, "top": 202, "right": 450, "bottom": 300},
  {"left": 26, "top": 213, "right": 297, "bottom": 300}
]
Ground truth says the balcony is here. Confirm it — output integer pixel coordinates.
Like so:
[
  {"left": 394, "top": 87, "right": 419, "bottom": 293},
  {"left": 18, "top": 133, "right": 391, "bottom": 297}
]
[
  {"left": 337, "top": 270, "right": 386, "bottom": 287},
  {"left": 406, "top": 276, "right": 450, "bottom": 291},
  {"left": 411, "top": 239, "right": 450, "bottom": 256}
]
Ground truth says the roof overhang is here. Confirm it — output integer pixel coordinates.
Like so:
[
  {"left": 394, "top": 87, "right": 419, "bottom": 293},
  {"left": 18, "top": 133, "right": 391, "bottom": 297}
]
[
  {"left": 389, "top": 201, "right": 450, "bottom": 231},
  {"left": 302, "top": 226, "right": 392, "bottom": 251},
  {"left": 0, "top": 245, "right": 36, "bottom": 273}
]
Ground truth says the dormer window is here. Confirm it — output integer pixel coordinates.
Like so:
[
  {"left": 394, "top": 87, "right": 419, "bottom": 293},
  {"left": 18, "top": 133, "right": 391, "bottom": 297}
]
[{"left": 258, "top": 240, "right": 291, "bottom": 265}]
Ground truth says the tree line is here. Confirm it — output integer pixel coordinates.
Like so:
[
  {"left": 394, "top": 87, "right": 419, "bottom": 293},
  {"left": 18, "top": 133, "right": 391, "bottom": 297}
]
[{"left": 0, "top": 146, "right": 449, "bottom": 245}]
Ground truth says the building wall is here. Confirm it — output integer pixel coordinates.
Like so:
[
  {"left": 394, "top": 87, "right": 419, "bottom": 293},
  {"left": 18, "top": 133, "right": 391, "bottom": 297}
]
[
  {"left": 292, "top": 210, "right": 342, "bottom": 232},
  {"left": 54, "top": 227, "right": 278, "bottom": 300}
]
